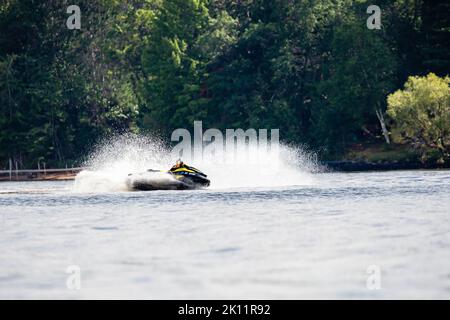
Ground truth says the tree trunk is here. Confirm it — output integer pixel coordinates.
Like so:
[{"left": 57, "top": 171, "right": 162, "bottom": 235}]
[{"left": 375, "top": 109, "right": 391, "bottom": 144}]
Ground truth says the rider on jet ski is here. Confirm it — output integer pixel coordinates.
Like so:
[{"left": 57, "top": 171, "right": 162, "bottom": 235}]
[
  {"left": 169, "top": 159, "right": 208, "bottom": 177},
  {"left": 168, "top": 159, "right": 210, "bottom": 187},
  {"left": 127, "top": 159, "right": 210, "bottom": 191}
]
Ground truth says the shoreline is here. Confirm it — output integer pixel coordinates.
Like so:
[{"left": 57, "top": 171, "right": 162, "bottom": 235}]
[
  {"left": 322, "top": 161, "right": 450, "bottom": 172},
  {"left": 1, "top": 162, "right": 449, "bottom": 182},
  {"left": 0, "top": 169, "right": 82, "bottom": 182}
]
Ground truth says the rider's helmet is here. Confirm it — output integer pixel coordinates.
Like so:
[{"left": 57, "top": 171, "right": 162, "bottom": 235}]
[{"left": 171, "top": 159, "right": 184, "bottom": 171}]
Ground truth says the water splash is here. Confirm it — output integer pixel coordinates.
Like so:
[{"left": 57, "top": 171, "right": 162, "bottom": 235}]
[
  {"left": 73, "top": 134, "right": 172, "bottom": 192},
  {"left": 72, "top": 133, "right": 318, "bottom": 192}
]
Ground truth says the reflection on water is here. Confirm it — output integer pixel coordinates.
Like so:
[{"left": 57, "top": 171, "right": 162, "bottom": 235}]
[{"left": 0, "top": 170, "right": 449, "bottom": 299}]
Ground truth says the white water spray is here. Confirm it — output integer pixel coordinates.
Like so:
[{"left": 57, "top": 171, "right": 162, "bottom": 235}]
[{"left": 72, "top": 133, "right": 318, "bottom": 192}]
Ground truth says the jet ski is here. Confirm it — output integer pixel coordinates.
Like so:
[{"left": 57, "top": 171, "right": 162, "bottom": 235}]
[{"left": 126, "top": 161, "right": 210, "bottom": 191}]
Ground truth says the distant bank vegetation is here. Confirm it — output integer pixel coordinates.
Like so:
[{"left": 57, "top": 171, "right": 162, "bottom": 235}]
[
  {"left": 388, "top": 74, "right": 450, "bottom": 163},
  {"left": 0, "top": 0, "right": 449, "bottom": 168}
]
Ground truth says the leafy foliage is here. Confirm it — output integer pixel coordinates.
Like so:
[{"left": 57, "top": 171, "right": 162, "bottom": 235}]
[
  {"left": 0, "top": 0, "right": 449, "bottom": 167},
  {"left": 387, "top": 73, "right": 450, "bottom": 162},
  {"left": 313, "top": 20, "right": 396, "bottom": 155}
]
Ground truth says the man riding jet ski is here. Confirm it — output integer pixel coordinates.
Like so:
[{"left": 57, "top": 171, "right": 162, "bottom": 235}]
[{"left": 126, "top": 160, "right": 210, "bottom": 191}]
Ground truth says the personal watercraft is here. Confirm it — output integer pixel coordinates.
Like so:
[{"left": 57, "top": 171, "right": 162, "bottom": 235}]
[{"left": 126, "top": 162, "right": 210, "bottom": 191}]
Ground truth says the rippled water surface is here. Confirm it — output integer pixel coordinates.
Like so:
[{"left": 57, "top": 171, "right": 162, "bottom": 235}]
[{"left": 1, "top": 170, "right": 449, "bottom": 299}]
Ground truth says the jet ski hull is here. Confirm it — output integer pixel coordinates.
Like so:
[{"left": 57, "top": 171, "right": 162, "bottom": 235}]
[{"left": 126, "top": 170, "right": 210, "bottom": 191}]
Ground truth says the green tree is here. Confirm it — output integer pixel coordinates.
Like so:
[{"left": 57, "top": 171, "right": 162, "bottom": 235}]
[
  {"left": 1, "top": 0, "right": 450, "bottom": 167},
  {"left": 0, "top": 0, "right": 142, "bottom": 167},
  {"left": 312, "top": 20, "right": 397, "bottom": 155},
  {"left": 140, "top": 0, "right": 211, "bottom": 133},
  {"left": 420, "top": 0, "right": 450, "bottom": 76},
  {"left": 387, "top": 73, "right": 450, "bottom": 162},
  {"left": 206, "top": 0, "right": 351, "bottom": 141}
]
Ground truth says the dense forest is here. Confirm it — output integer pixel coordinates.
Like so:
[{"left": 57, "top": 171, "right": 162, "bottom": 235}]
[{"left": 0, "top": 0, "right": 449, "bottom": 168}]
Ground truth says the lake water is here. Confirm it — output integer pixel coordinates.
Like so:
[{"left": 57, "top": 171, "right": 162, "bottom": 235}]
[{"left": 0, "top": 170, "right": 449, "bottom": 299}]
